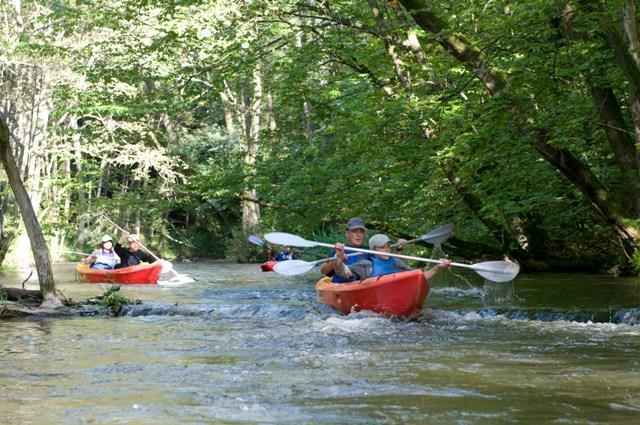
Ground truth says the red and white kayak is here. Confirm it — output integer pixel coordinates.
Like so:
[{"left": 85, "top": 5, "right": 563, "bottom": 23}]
[
  {"left": 261, "top": 260, "right": 277, "bottom": 272},
  {"left": 315, "top": 269, "right": 429, "bottom": 317},
  {"left": 75, "top": 262, "right": 163, "bottom": 284}
]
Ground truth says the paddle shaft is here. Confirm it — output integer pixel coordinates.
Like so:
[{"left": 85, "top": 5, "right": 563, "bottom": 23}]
[
  {"left": 390, "top": 237, "right": 419, "bottom": 248},
  {"left": 310, "top": 241, "right": 482, "bottom": 272},
  {"left": 389, "top": 223, "right": 453, "bottom": 248},
  {"left": 391, "top": 234, "right": 438, "bottom": 247},
  {"left": 99, "top": 212, "right": 181, "bottom": 278},
  {"left": 310, "top": 251, "right": 364, "bottom": 266},
  {"left": 61, "top": 250, "right": 92, "bottom": 256},
  {"left": 394, "top": 236, "right": 432, "bottom": 246}
]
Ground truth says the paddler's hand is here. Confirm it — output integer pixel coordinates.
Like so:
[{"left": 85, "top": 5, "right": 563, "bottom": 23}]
[
  {"left": 334, "top": 243, "right": 346, "bottom": 262},
  {"left": 436, "top": 258, "right": 451, "bottom": 269},
  {"left": 422, "top": 258, "right": 452, "bottom": 281},
  {"left": 396, "top": 238, "right": 408, "bottom": 251},
  {"left": 118, "top": 231, "right": 130, "bottom": 244}
]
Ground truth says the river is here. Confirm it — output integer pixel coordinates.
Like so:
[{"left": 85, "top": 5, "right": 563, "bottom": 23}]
[{"left": 1, "top": 262, "right": 639, "bottom": 424}]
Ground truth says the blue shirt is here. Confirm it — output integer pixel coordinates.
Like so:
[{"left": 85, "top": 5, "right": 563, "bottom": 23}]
[{"left": 327, "top": 245, "right": 370, "bottom": 283}]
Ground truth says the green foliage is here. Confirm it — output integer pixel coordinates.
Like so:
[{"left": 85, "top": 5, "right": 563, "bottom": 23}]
[
  {"left": 97, "top": 286, "right": 133, "bottom": 316},
  {"left": 169, "top": 225, "right": 226, "bottom": 260},
  {"left": 224, "top": 227, "right": 264, "bottom": 263},
  {"left": 633, "top": 249, "right": 640, "bottom": 275},
  {"left": 1, "top": 0, "right": 638, "bottom": 273}
]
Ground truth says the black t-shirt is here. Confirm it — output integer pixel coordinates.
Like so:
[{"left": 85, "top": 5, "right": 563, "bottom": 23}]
[{"left": 114, "top": 243, "right": 156, "bottom": 268}]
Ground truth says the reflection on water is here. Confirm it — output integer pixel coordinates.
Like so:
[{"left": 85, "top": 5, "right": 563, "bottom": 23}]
[{"left": 1, "top": 263, "right": 639, "bottom": 424}]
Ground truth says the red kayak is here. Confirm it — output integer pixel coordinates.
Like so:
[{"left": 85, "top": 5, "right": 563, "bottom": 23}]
[
  {"left": 75, "top": 262, "right": 163, "bottom": 284},
  {"left": 315, "top": 269, "right": 429, "bottom": 317},
  {"left": 261, "top": 260, "right": 277, "bottom": 272}
]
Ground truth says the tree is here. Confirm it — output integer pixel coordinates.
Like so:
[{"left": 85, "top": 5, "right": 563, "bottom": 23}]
[
  {"left": 0, "top": 117, "right": 60, "bottom": 308},
  {"left": 398, "top": 0, "right": 640, "bottom": 259}
]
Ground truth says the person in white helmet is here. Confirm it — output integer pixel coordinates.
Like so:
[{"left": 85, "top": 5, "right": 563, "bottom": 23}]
[{"left": 84, "top": 234, "right": 121, "bottom": 269}]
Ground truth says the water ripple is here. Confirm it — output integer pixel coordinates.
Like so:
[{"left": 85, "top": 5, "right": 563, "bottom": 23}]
[
  {"left": 425, "top": 307, "right": 640, "bottom": 326},
  {"left": 120, "top": 302, "right": 312, "bottom": 320}
]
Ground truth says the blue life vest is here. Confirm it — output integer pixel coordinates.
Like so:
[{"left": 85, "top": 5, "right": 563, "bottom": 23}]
[
  {"left": 90, "top": 262, "right": 114, "bottom": 270},
  {"left": 370, "top": 256, "right": 398, "bottom": 277},
  {"left": 330, "top": 245, "right": 369, "bottom": 283},
  {"left": 274, "top": 252, "right": 290, "bottom": 261}
]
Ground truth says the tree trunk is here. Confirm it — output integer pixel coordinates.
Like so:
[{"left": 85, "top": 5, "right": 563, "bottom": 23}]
[
  {"left": 587, "top": 82, "right": 640, "bottom": 215},
  {"left": 0, "top": 181, "right": 16, "bottom": 264},
  {"left": 443, "top": 166, "right": 531, "bottom": 263},
  {"left": 399, "top": 0, "right": 507, "bottom": 94},
  {"left": 533, "top": 130, "right": 639, "bottom": 254},
  {"left": 620, "top": 0, "right": 640, "bottom": 141},
  {"left": 70, "top": 116, "right": 87, "bottom": 244},
  {"left": 0, "top": 117, "right": 59, "bottom": 307},
  {"left": 0, "top": 61, "right": 52, "bottom": 266},
  {"left": 368, "top": 0, "right": 410, "bottom": 88},
  {"left": 241, "top": 66, "right": 262, "bottom": 235},
  {"left": 295, "top": 31, "right": 316, "bottom": 140},
  {"left": 220, "top": 80, "right": 237, "bottom": 135},
  {"left": 267, "top": 90, "right": 277, "bottom": 132}
]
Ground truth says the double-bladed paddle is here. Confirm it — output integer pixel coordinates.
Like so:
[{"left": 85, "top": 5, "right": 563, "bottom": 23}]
[
  {"left": 265, "top": 232, "right": 520, "bottom": 282},
  {"left": 273, "top": 223, "right": 454, "bottom": 276}
]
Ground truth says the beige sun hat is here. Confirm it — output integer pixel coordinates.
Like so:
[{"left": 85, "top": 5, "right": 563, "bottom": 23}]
[{"left": 369, "top": 234, "right": 391, "bottom": 248}]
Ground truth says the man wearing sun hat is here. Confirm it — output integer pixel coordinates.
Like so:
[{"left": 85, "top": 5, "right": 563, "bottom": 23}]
[
  {"left": 319, "top": 217, "right": 369, "bottom": 282},
  {"left": 114, "top": 232, "right": 156, "bottom": 269}
]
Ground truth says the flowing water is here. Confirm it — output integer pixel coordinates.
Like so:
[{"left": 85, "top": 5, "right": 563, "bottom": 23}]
[{"left": 1, "top": 263, "right": 639, "bottom": 424}]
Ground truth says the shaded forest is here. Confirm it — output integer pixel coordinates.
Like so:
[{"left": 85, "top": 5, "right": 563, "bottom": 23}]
[{"left": 1, "top": 0, "right": 640, "bottom": 274}]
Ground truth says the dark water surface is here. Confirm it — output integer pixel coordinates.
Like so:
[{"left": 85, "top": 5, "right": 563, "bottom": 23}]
[{"left": 1, "top": 263, "right": 639, "bottom": 424}]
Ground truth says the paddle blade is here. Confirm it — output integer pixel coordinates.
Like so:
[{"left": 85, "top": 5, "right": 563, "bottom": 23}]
[
  {"left": 248, "top": 234, "right": 264, "bottom": 247},
  {"left": 169, "top": 274, "right": 195, "bottom": 284},
  {"left": 273, "top": 260, "right": 316, "bottom": 276},
  {"left": 421, "top": 223, "right": 453, "bottom": 245},
  {"left": 264, "top": 232, "right": 316, "bottom": 248},
  {"left": 159, "top": 259, "right": 174, "bottom": 274},
  {"left": 471, "top": 261, "right": 520, "bottom": 283}
]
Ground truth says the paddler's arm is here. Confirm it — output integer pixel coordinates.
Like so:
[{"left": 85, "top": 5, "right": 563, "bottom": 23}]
[
  {"left": 83, "top": 251, "right": 97, "bottom": 265},
  {"left": 319, "top": 260, "right": 334, "bottom": 275},
  {"left": 319, "top": 244, "right": 338, "bottom": 275},
  {"left": 332, "top": 243, "right": 354, "bottom": 278},
  {"left": 117, "top": 232, "right": 129, "bottom": 245},
  {"left": 423, "top": 259, "right": 452, "bottom": 280}
]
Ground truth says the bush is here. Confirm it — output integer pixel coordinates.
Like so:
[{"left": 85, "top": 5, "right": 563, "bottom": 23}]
[
  {"left": 633, "top": 248, "right": 640, "bottom": 275},
  {"left": 224, "top": 227, "right": 265, "bottom": 263},
  {"left": 165, "top": 225, "right": 227, "bottom": 260},
  {"left": 98, "top": 287, "right": 133, "bottom": 315}
]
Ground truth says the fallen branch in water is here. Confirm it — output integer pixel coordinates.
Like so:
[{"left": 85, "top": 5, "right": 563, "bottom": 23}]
[
  {"left": 0, "top": 285, "right": 139, "bottom": 319},
  {"left": 0, "top": 286, "right": 42, "bottom": 306}
]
